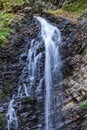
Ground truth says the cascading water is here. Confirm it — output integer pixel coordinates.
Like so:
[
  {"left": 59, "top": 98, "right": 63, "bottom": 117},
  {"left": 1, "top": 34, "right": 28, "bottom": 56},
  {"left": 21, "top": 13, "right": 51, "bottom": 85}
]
[
  {"left": 6, "top": 96, "right": 18, "bottom": 130},
  {"left": 36, "top": 17, "right": 63, "bottom": 130},
  {"left": 6, "top": 16, "right": 63, "bottom": 130}
]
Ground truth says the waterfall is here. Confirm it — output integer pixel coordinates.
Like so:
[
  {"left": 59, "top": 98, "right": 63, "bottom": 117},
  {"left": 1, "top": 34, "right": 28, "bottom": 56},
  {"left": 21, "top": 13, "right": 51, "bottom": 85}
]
[
  {"left": 36, "top": 17, "right": 62, "bottom": 130},
  {"left": 6, "top": 16, "right": 63, "bottom": 130},
  {"left": 6, "top": 96, "right": 18, "bottom": 130}
]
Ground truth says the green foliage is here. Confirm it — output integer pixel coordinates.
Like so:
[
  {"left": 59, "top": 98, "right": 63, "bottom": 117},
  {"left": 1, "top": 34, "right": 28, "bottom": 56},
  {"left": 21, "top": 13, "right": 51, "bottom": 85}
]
[
  {"left": 0, "top": 0, "right": 29, "bottom": 47},
  {"left": 0, "top": 0, "right": 29, "bottom": 12},
  {"left": 62, "top": 0, "right": 87, "bottom": 14},
  {"left": 0, "top": 113, "right": 6, "bottom": 130},
  {"left": 78, "top": 9, "right": 87, "bottom": 20},
  {"left": 81, "top": 101, "right": 87, "bottom": 108},
  {"left": 0, "top": 12, "right": 14, "bottom": 46}
]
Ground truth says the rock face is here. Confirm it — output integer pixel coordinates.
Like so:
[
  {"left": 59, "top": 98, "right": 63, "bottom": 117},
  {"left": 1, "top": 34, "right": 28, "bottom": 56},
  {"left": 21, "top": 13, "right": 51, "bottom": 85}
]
[
  {"left": 0, "top": 12, "right": 41, "bottom": 130},
  {"left": 40, "top": 13, "right": 87, "bottom": 130},
  {"left": 29, "top": 0, "right": 68, "bottom": 12},
  {"left": 0, "top": 11, "right": 87, "bottom": 130}
]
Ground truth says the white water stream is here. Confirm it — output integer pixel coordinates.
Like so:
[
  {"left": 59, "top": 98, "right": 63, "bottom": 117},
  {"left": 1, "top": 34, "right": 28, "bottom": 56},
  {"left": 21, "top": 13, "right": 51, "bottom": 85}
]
[
  {"left": 7, "top": 16, "right": 62, "bottom": 130},
  {"left": 36, "top": 17, "right": 62, "bottom": 130},
  {"left": 6, "top": 96, "right": 18, "bottom": 130}
]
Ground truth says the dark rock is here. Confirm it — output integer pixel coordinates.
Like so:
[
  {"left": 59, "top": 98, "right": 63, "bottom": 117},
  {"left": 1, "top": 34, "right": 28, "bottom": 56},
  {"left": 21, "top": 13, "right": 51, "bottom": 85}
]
[{"left": 0, "top": 11, "right": 86, "bottom": 130}]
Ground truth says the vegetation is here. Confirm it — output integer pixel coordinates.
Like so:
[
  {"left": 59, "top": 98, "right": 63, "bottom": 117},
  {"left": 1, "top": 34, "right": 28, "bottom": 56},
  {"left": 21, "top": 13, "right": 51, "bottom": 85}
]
[
  {"left": 0, "top": 0, "right": 87, "bottom": 46},
  {"left": 0, "top": 12, "right": 14, "bottom": 46},
  {"left": 0, "top": 0, "right": 29, "bottom": 12},
  {"left": 81, "top": 101, "right": 87, "bottom": 108},
  {"left": 62, "top": 0, "right": 87, "bottom": 14},
  {"left": 0, "top": 81, "right": 11, "bottom": 100},
  {"left": 47, "top": 9, "right": 77, "bottom": 21},
  {"left": 47, "top": 0, "right": 87, "bottom": 21},
  {"left": 0, "top": 113, "right": 6, "bottom": 130},
  {"left": 0, "top": 0, "right": 29, "bottom": 47},
  {"left": 22, "top": 96, "right": 36, "bottom": 104}
]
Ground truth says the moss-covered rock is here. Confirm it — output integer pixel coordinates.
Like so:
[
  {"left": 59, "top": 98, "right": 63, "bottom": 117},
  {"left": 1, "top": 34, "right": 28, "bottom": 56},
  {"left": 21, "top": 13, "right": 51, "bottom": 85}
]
[
  {"left": 62, "top": 0, "right": 87, "bottom": 14},
  {"left": 47, "top": 9, "right": 77, "bottom": 21},
  {"left": 21, "top": 96, "right": 36, "bottom": 104},
  {"left": 47, "top": 0, "right": 87, "bottom": 22},
  {"left": 0, "top": 81, "right": 11, "bottom": 100},
  {"left": 0, "top": 113, "right": 6, "bottom": 130},
  {"left": 81, "top": 101, "right": 87, "bottom": 108}
]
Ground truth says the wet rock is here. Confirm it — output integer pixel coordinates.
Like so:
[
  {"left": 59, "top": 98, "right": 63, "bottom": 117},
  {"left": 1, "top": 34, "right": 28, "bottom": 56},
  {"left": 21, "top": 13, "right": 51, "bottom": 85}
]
[
  {"left": 0, "top": 11, "right": 87, "bottom": 130},
  {"left": 20, "top": 53, "right": 27, "bottom": 61}
]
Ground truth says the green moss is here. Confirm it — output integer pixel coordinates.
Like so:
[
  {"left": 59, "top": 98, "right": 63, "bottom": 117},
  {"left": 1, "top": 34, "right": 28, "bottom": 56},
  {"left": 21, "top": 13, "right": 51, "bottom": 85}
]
[
  {"left": 17, "top": 21, "right": 23, "bottom": 28},
  {"left": 62, "top": 0, "right": 87, "bottom": 14},
  {"left": 0, "top": 93, "right": 7, "bottom": 99},
  {"left": 0, "top": 81, "right": 11, "bottom": 100},
  {"left": 47, "top": 9, "right": 77, "bottom": 20},
  {"left": 5, "top": 81, "right": 11, "bottom": 88},
  {"left": 78, "top": 9, "right": 87, "bottom": 20},
  {"left": 0, "top": 113, "right": 6, "bottom": 130},
  {"left": 47, "top": 0, "right": 87, "bottom": 21},
  {"left": 81, "top": 100, "right": 87, "bottom": 108},
  {"left": 22, "top": 96, "right": 36, "bottom": 104}
]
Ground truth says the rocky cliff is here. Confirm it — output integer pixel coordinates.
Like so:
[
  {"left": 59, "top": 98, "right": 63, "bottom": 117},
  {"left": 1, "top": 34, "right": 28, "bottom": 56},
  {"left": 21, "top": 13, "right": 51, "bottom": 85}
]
[{"left": 0, "top": 2, "right": 87, "bottom": 130}]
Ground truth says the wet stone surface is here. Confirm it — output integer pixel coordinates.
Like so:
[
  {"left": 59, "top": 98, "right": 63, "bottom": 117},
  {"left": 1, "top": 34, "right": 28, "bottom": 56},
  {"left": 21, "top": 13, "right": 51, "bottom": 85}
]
[{"left": 0, "top": 11, "right": 87, "bottom": 130}]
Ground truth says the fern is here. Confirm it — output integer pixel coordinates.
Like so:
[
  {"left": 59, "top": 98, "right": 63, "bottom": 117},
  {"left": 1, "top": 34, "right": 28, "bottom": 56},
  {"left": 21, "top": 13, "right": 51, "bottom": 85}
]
[{"left": 0, "top": 12, "right": 14, "bottom": 46}]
